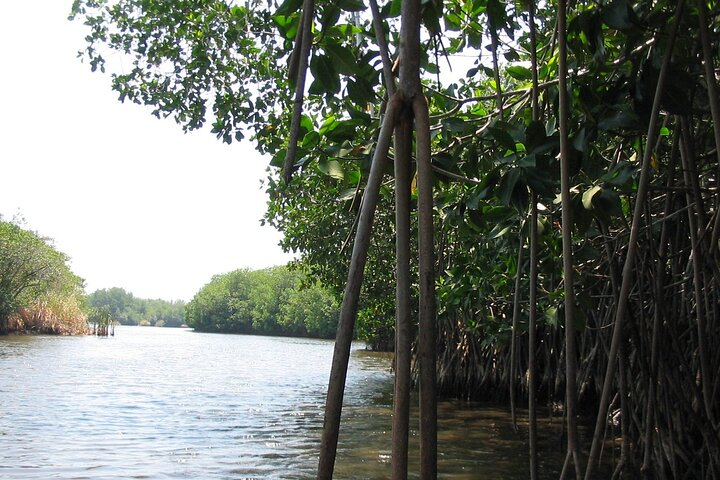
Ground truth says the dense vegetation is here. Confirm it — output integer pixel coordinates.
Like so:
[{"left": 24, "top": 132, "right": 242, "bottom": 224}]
[
  {"left": 86, "top": 287, "right": 186, "bottom": 327},
  {"left": 185, "top": 266, "right": 339, "bottom": 339},
  {"left": 0, "top": 218, "right": 88, "bottom": 335},
  {"left": 72, "top": 0, "right": 720, "bottom": 478}
]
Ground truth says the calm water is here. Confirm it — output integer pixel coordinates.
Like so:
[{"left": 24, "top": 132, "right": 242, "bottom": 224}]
[{"left": 0, "top": 327, "right": 571, "bottom": 479}]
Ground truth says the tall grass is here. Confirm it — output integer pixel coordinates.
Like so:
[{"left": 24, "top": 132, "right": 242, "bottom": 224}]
[{"left": 8, "top": 295, "right": 89, "bottom": 335}]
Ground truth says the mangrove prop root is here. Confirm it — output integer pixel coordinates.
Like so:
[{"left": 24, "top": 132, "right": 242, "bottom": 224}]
[{"left": 317, "top": 94, "right": 402, "bottom": 480}]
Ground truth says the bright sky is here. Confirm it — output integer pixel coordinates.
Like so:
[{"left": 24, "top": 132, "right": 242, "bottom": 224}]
[{"left": 0, "top": 1, "right": 294, "bottom": 301}]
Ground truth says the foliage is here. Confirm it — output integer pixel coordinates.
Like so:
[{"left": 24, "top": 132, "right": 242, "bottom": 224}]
[
  {"left": 185, "top": 265, "right": 339, "bottom": 339},
  {"left": 86, "top": 287, "right": 186, "bottom": 327},
  {"left": 264, "top": 172, "right": 402, "bottom": 347},
  {"left": 0, "top": 218, "right": 87, "bottom": 335}
]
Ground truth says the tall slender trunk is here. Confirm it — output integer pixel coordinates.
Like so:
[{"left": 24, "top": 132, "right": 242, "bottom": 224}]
[
  {"left": 317, "top": 95, "right": 402, "bottom": 480},
  {"left": 414, "top": 94, "right": 437, "bottom": 480},
  {"left": 392, "top": 112, "right": 412, "bottom": 480},
  {"left": 528, "top": 199, "right": 539, "bottom": 480},
  {"left": 398, "top": 0, "right": 437, "bottom": 477},
  {"left": 490, "top": 29, "right": 504, "bottom": 118},
  {"left": 584, "top": 1, "right": 686, "bottom": 477},
  {"left": 679, "top": 116, "right": 715, "bottom": 426},
  {"left": 509, "top": 234, "right": 525, "bottom": 430},
  {"left": 641, "top": 131, "right": 678, "bottom": 478},
  {"left": 557, "top": 0, "right": 582, "bottom": 476},
  {"left": 527, "top": 4, "right": 540, "bottom": 477},
  {"left": 283, "top": 0, "right": 315, "bottom": 183}
]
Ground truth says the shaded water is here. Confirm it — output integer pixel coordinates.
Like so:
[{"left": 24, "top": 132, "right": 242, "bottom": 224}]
[{"left": 0, "top": 327, "right": 574, "bottom": 479}]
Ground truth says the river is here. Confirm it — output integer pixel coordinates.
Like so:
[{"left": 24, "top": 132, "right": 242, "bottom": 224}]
[{"left": 0, "top": 326, "right": 573, "bottom": 479}]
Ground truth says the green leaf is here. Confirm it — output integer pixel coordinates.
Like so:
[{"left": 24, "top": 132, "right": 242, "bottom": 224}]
[
  {"left": 389, "top": 0, "right": 402, "bottom": 17},
  {"left": 601, "top": 162, "right": 636, "bottom": 188},
  {"left": 310, "top": 54, "right": 340, "bottom": 94},
  {"left": 582, "top": 185, "right": 602, "bottom": 210},
  {"left": 490, "top": 126, "right": 517, "bottom": 152},
  {"left": 445, "top": 12, "right": 462, "bottom": 31},
  {"left": 347, "top": 78, "right": 375, "bottom": 104},
  {"left": 323, "top": 42, "right": 357, "bottom": 75},
  {"left": 338, "top": 188, "right": 358, "bottom": 201},
  {"left": 442, "top": 117, "right": 470, "bottom": 133},
  {"left": 319, "top": 116, "right": 338, "bottom": 136},
  {"left": 300, "top": 115, "right": 314, "bottom": 136},
  {"left": 270, "top": 148, "right": 287, "bottom": 167},
  {"left": 593, "top": 188, "right": 623, "bottom": 216},
  {"left": 545, "top": 307, "right": 559, "bottom": 327},
  {"left": 274, "top": 0, "right": 303, "bottom": 16},
  {"left": 490, "top": 225, "right": 511, "bottom": 239},
  {"left": 317, "top": 158, "right": 345, "bottom": 180},
  {"left": 324, "top": 119, "right": 359, "bottom": 142},
  {"left": 421, "top": 0, "right": 443, "bottom": 35},
  {"left": 505, "top": 65, "right": 532, "bottom": 81},
  {"left": 598, "top": 111, "right": 639, "bottom": 131},
  {"left": 498, "top": 168, "right": 521, "bottom": 206},
  {"left": 302, "top": 130, "right": 320, "bottom": 149}
]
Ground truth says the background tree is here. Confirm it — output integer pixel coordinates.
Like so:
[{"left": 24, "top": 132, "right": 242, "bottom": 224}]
[
  {"left": 86, "top": 287, "right": 186, "bottom": 327},
  {"left": 0, "top": 218, "right": 87, "bottom": 335},
  {"left": 185, "top": 265, "right": 340, "bottom": 338}
]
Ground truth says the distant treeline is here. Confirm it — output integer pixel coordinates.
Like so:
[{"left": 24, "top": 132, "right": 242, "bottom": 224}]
[
  {"left": 186, "top": 266, "right": 339, "bottom": 339},
  {"left": 86, "top": 287, "right": 185, "bottom": 327}
]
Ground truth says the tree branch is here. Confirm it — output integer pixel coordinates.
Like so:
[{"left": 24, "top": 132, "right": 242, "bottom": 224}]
[
  {"left": 369, "top": 0, "right": 396, "bottom": 96},
  {"left": 282, "top": 0, "right": 315, "bottom": 184}
]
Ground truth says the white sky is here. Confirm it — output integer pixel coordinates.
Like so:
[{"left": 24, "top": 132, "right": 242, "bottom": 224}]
[{"left": 0, "top": 1, "right": 294, "bottom": 301}]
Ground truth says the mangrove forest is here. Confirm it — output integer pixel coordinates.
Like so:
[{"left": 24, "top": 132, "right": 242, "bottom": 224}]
[
  {"left": 71, "top": 0, "right": 720, "bottom": 478},
  {"left": 185, "top": 265, "right": 340, "bottom": 338}
]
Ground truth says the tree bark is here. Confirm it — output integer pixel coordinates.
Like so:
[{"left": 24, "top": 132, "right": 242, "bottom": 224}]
[
  {"left": 317, "top": 94, "right": 402, "bottom": 480},
  {"left": 414, "top": 94, "right": 437, "bottom": 480},
  {"left": 392, "top": 110, "right": 412, "bottom": 480},
  {"left": 283, "top": 0, "right": 315, "bottom": 183},
  {"left": 528, "top": 3, "right": 539, "bottom": 477},
  {"left": 369, "top": 0, "right": 396, "bottom": 96},
  {"left": 509, "top": 234, "right": 525, "bottom": 431},
  {"left": 528, "top": 199, "right": 539, "bottom": 480},
  {"left": 679, "top": 117, "right": 715, "bottom": 426},
  {"left": 557, "top": 0, "right": 582, "bottom": 476}
]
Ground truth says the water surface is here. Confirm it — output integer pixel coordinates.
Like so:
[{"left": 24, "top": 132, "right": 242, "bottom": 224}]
[{"left": 0, "top": 326, "right": 571, "bottom": 479}]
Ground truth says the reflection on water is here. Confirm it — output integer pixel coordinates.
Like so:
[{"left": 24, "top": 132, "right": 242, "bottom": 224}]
[{"left": 0, "top": 327, "right": 580, "bottom": 479}]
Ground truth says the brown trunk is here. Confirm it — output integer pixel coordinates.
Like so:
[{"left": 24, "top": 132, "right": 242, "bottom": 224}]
[
  {"left": 392, "top": 112, "right": 412, "bottom": 480},
  {"left": 509, "top": 234, "right": 525, "bottom": 430},
  {"left": 283, "top": 0, "right": 315, "bottom": 183},
  {"left": 317, "top": 95, "right": 402, "bottom": 480},
  {"left": 414, "top": 94, "right": 437, "bottom": 480},
  {"left": 557, "top": 0, "right": 582, "bottom": 475}
]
